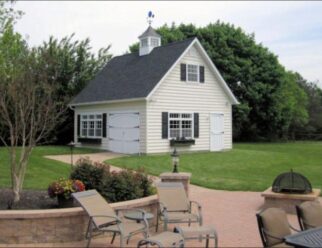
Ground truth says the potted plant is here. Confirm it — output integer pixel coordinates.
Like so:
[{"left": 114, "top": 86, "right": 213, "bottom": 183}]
[
  {"left": 48, "top": 178, "right": 85, "bottom": 208},
  {"left": 170, "top": 137, "right": 195, "bottom": 146}
]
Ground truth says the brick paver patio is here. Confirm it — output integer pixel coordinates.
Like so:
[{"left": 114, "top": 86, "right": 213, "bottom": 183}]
[{"left": 39, "top": 152, "right": 311, "bottom": 247}]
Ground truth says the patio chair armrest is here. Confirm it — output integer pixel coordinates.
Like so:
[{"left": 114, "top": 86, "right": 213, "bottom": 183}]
[
  {"left": 159, "top": 201, "right": 168, "bottom": 212},
  {"left": 190, "top": 200, "right": 202, "bottom": 210},
  {"left": 190, "top": 200, "right": 203, "bottom": 225},
  {"left": 190, "top": 200, "right": 202, "bottom": 215},
  {"left": 159, "top": 202, "right": 169, "bottom": 219},
  {"left": 90, "top": 215, "right": 122, "bottom": 229}
]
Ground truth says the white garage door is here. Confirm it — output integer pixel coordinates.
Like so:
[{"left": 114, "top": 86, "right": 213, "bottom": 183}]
[{"left": 108, "top": 112, "right": 140, "bottom": 154}]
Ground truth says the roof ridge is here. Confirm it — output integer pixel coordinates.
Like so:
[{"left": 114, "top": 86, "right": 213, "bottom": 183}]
[
  {"left": 157, "top": 37, "right": 196, "bottom": 49},
  {"left": 112, "top": 37, "right": 196, "bottom": 59}
]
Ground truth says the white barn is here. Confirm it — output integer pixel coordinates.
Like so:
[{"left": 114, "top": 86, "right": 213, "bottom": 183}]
[{"left": 69, "top": 26, "right": 239, "bottom": 154}]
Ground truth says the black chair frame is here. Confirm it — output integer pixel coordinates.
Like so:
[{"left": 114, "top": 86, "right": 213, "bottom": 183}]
[
  {"left": 256, "top": 213, "right": 270, "bottom": 248},
  {"left": 296, "top": 205, "right": 305, "bottom": 231}
]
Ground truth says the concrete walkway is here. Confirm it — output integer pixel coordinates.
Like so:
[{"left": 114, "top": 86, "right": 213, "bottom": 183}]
[
  {"left": 45, "top": 152, "right": 124, "bottom": 168},
  {"left": 45, "top": 152, "right": 301, "bottom": 247}
]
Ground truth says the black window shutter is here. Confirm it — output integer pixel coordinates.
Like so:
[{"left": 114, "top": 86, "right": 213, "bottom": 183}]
[
  {"left": 102, "top": 113, "right": 107, "bottom": 138},
  {"left": 162, "top": 112, "right": 168, "bottom": 139},
  {"left": 199, "top": 66, "right": 205, "bottom": 83},
  {"left": 194, "top": 113, "right": 199, "bottom": 138},
  {"left": 180, "top": 64, "right": 186, "bottom": 81},
  {"left": 77, "top": 114, "right": 80, "bottom": 136}
]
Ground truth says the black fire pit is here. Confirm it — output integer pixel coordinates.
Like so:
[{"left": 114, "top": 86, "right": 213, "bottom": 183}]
[{"left": 272, "top": 169, "right": 312, "bottom": 194}]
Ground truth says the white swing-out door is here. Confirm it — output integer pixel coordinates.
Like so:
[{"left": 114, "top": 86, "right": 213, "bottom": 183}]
[
  {"left": 210, "top": 113, "right": 224, "bottom": 151},
  {"left": 108, "top": 112, "right": 140, "bottom": 154}
]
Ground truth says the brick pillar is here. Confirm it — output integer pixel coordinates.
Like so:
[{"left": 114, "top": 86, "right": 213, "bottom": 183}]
[{"left": 159, "top": 172, "right": 192, "bottom": 196}]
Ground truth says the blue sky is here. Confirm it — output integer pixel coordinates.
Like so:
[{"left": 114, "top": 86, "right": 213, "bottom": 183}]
[{"left": 15, "top": 1, "right": 322, "bottom": 88}]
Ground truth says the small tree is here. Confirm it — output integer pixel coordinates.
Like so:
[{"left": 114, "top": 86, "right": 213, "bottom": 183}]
[{"left": 0, "top": 25, "right": 67, "bottom": 203}]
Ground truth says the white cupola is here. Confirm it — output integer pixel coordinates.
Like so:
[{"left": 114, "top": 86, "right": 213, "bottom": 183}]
[
  {"left": 139, "top": 11, "right": 161, "bottom": 56},
  {"left": 138, "top": 26, "right": 161, "bottom": 56}
]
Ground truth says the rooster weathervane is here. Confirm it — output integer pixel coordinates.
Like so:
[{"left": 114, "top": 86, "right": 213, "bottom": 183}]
[{"left": 147, "top": 11, "right": 155, "bottom": 26}]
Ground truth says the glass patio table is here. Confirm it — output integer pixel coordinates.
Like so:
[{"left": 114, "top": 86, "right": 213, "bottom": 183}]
[
  {"left": 284, "top": 226, "right": 322, "bottom": 248},
  {"left": 124, "top": 211, "right": 154, "bottom": 223}
]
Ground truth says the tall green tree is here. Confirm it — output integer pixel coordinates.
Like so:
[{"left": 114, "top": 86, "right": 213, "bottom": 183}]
[
  {"left": 36, "top": 35, "right": 112, "bottom": 143},
  {"left": 0, "top": 25, "right": 68, "bottom": 203},
  {"left": 0, "top": 2, "right": 112, "bottom": 203},
  {"left": 295, "top": 74, "right": 322, "bottom": 139},
  {"left": 0, "top": 2, "right": 112, "bottom": 145},
  {"left": 0, "top": 1, "right": 23, "bottom": 33},
  {"left": 130, "top": 22, "right": 309, "bottom": 141}
]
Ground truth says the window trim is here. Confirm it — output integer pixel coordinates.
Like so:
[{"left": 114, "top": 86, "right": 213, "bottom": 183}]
[
  {"left": 168, "top": 112, "right": 194, "bottom": 140},
  {"left": 80, "top": 113, "right": 103, "bottom": 139},
  {"left": 186, "top": 64, "right": 200, "bottom": 83}
]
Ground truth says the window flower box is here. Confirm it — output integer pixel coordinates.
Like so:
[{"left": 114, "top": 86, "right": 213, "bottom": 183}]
[
  {"left": 170, "top": 138, "right": 195, "bottom": 146},
  {"left": 78, "top": 137, "right": 102, "bottom": 144}
]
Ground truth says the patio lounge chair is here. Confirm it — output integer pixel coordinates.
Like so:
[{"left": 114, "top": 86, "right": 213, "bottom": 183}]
[
  {"left": 256, "top": 208, "right": 298, "bottom": 247},
  {"left": 296, "top": 201, "right": 322, "bottom": 230},
  {"left": 72, "top": 190, "right": 149, "bottom": 248},
  {"left": 156, "top": 182, "right": 202, "bottom": 231}
]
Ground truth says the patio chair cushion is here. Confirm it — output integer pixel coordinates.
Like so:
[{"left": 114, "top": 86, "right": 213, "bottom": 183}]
[
  {"left": 157, "top": 182, "right": 190, "bottom": 212},
  {"left": 260, "top": 208, "right": 291, "bottom": 246},
  {"left": 299, "top": 201, "right": 322, "bottom": 229},
  {"left": 72, "top": 190, "right": 118, "bottom": 228}
]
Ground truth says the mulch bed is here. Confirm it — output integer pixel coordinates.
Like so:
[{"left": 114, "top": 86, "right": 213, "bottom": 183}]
[{"left": 0, "top": 189, "right": 61, "bottom": 210}]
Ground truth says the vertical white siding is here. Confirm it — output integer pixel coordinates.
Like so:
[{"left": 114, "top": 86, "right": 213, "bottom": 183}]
[
  {"left": 74, "top": 101, "right": 147, "bottom": 153},
  {"left": 146, "top": 45, "right": 233, "bottom": 153}
]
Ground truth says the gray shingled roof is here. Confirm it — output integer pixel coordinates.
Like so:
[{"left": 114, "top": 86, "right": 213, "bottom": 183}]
[
  {"left": 138, "top": 26, "right": 161, "bottom": 38},
  {"left": 70, "top": 38, "right": 195, "bottom": 105}
]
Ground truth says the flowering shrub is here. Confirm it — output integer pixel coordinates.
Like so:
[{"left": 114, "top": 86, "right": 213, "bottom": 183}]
[
  {"left": 99, "top": 168, "right": 155, "bottom": 203},
  {"left": 70, "top": 157, "right": 154, "bottom": 203},
  {"left": 48, "top": 178, "right": 85, "bottom": 199},
  {"left": 70, "top": 157, "right": 108, "bottom": 190}
]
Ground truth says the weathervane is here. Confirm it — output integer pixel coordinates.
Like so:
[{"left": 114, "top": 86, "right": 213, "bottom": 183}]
[{"left": 147, "top": 11, "right": 155, "bottom": 26}]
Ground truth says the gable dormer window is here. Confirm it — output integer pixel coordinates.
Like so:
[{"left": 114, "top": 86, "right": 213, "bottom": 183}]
[
  {"left": 141, "top": 38, "right": 148, "bottom": 48},
  {"left": 180, "top": 63, "right": 205, "bottom": 83},
  {"left": 187, "top": 64, "right": 199, "bottom": 82}
]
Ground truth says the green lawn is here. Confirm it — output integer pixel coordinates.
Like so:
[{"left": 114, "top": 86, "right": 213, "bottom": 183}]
[
  {"left": 107, "top": 142, "right": 322, "bottom": 192},
  {"left": 0, "top": 146, "right": 99, "bottom": 189}
]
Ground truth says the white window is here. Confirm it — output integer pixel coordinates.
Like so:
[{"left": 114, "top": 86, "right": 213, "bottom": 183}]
[
  {"left": 141, "top": 38, "right": 148, "bottom": 48},
  {"left": 151, "top": 38, "right": 159, "bottom": 47},
  {"left": 169, "top": 113, "right": 193, "bottom": 139},
  {"left": 187, "top": 64, "right": 199, "bottom": 82},
  {"left": 81, "top": 114, "right": 102, "bottom": 138}
]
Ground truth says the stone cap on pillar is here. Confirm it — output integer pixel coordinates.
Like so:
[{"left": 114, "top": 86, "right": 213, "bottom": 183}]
[{"left": 159, "top": 172, "right": 191, "bottom": 180}]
